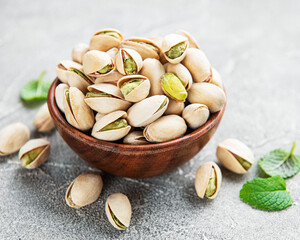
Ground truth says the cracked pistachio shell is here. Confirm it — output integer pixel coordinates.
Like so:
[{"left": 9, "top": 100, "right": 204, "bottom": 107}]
[
  {"left": 56, "top": 60, "right": 83, "bottom": 84},
  {"left": 106, "top": 47, "right": 119, "bottom": 59},
  {"left": 161, "top": 73, "right": 188, "bottom": 102},
  {"left": 82, "top": 50, "right": 115, "bottom": 78},
  {"left": 216, "top": 138, "right": 254, "bottom": 174},
  {"left": 66, "top": 173, "right": 103, "bottom": 208},
  {"left": 95, "top": 71, "right": 123, "bottom": 85},
  {"left": 123, "top": 131, "right": 148, "bottom": 145},
  {"left": 161, "top": 33, "right": 189, "bottom": 64},
  {"left": 63, "top": 87, "right": 95, "bottom": 131},
  {"left": 95, "top": 112, "right": 105, "bottom": 122},
  {"left": 211, "top": 67, "right": 223, "bottom": 88},
  {"left": 176, "top": 30, "right": 200, "bottom": 49},
  {"left": 115, "top": 48, "right": 143, "bottom": 75},
  {"left": 127, "top": 95, "right": 169, "bottom": 127},
  {"left": 117, "top": 75, "right": 150, "bottom": 102},
  {"left": 144, "top": 115, "right": 187, "bottom": 143},
  {"left": 55, "top": 83, "right": 69, "bottom": 113},
  {"left": 164, "top": 63, "right": 193, "bottom": 90},
  {"left": 72, "top": 43, "right": 89, "bottom": 64},
  {"left": 90, "top": 29, "right": 123, "bottom": 51},
  {"left": 33, "top": 103, "right": 55, "bottom": 132},
  {"left": 140, "top": 58, "right": 165, "bottom": 96},
  {"left": 164, "top": 99, "right": 184, "bottom": 115},
  {"left": 188, "top": 83, "right": 226, "bottom": 113},
  {"left": 120, "top": 37, "right": 160, "bottom": 60},
  {"left": 92, "top": 111, "right": 131, "bottom": 141},
  {"left": 182, "top": 104, "right": 209, "bottom": 129},
  {"left": 105, "top": 193, "right": 132, "bottom": 230},
  {"left": 18, "top": 138, "right": 50, "bottom": 169},
  {"left": 195, "top": 162, "right": 222, "bottom": 199},
  {"left": 84, "top": 84, "right": 131, "bottom": 114},
  {"left": 182, "top": 48, "right": 212, "bottom": 83},
  {"left": 0, "top": 123, "right": 30, "bottom": 156}
]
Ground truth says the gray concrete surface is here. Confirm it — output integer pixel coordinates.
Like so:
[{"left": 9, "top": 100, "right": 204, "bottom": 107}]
[{"left": 0, "top": 0, "right": 300, "bottom": 239}]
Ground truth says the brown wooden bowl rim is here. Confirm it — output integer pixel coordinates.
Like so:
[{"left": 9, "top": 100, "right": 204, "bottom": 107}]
[{"left": 48, "top": 78, "right": 226, "bottom": 151}]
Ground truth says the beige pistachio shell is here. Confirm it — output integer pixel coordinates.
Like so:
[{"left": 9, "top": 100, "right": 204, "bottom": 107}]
[
  {"left": 144, "top": 115, "right": 187, "bottom": 143},
  {"left": 117, "top": 75, "right": 150, "bottom": 102},
  {"left": 63, "top": 87, "right": 95, "bottom": 131},
  {"left": 0, "top": 123, "right": 30, "bottom": 156},
  {"left": 164, "top": 63, "right": 193, "bottom": 90},
  {"left": 216, "top": 138, "right": 254, "bottom": 174},
  {"left": 72, "top": 43, "right": 89, "bottom": 64},
  {"left": 95, "top": 71, "right": 123, "bottom": 84},
  {"left": 92, "top": 111, "right": 131, "bottom": 141},
  {"left": 127, "top": 95, "right": 169, "bottom": 127},
  {"left": 161, "top": 33, "right": 189, "bottom": 64},
  {"left": 195, "top": 162, "right": 222, "bottom": 199},
  {"left": 182, "top": 104, "right": 209, "bottom": 129},
  {"left": 55, "top": 83, "right": 69, "bottom": 113},
  {"left": 66, "top": 173, "right": 103, "bottom": 208},
  {"left": 140, "top": 58, "right": 165, "bottom": 96},
  {"left": 120, "top": 37, "right": 160, "bottom": 59},
  {"left": 123, "top": 131, "right": 148, "bottom": 145},
  {"left": 105, "top": 193, "right": 132, "bottom": 230},
  {"left": 149, "top": 36, "right": 163, "bottom": 48},
  {"left": 211, "top": 67, "right": 223, "bottom": 88},
  {"left": 188, "top": 83, "right": 226, "bottom": 113},
  {"left": 89, "top": 28, "right": 123, "bottom": 51},
  {"left": 84, "top": 84, "right": 131, "bottom": 114},
  {"left": 95, "top": 112, "right": 105, "bottom": 121},
  {"left": 182, "top": 48, "right": 212, "bottom": 83},
  {"left": 33, "top": 103, "right": 55, "bottom": 132},
  {"left": 106, "top": 47, "right": 119, "bottom": 59},
  {"left": 115, "top": 48, "right": 143, "bottom": 75},
  {"left": 18, "top": 138, "right": 50, "bottom": 169},
  {"left": 56, "top": 60, "right": 84, "bottom": 84},
  {"left": 164, "top": 99, "right": 184, "bottom": 115},
  {"left": 176, "top": 30, "right": 200, "bottom": 49}
]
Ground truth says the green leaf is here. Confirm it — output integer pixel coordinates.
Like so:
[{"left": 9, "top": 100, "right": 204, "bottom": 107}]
[
  {"left": 20, "top": 71, "right": 52, "bottom": 102},
  {"left": 240, "top": 176, "right": 293, "bottom": 211},
  {"left": 258, "top": 142, "right": 300, "bottom": 178}
]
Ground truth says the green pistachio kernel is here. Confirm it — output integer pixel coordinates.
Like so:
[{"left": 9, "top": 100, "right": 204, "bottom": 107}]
[
  {"left": 166, "top": 42, "right": 187, "bottom": 59},
  {"left": 86, "top": 92, "right": 112, "bottom": 98},
  {"left": 65, "top": 90, "right": 70, "bottom": 102},
  {"left": 21, "top": 146, "right": 45, "bottom": 167},
  {"left": 124, "top": 55, "right": 137, "bottom": 74},
  {"left": 108, "top": 205, "right": 126, "bottom": 230},
  {"left": 205, "top": 177, "right": 216, "bottom": 197},
  {"left": 98, "top": 64, "right": 113, "bottom": 74},
  {"left": 101, "top": 119, "right": 127, "bottom": 131},
  {"left": 162, "top": 73, "right": 187, "bottom": 101},
  {"left": 120, "top": 79, "right": 142, "bottom": 96},
  {"left": 100, "top": 31, "right": 121, "bottom": 40},
  {"left": 232, "top": 153, "right": 252, "bottom": 170}
]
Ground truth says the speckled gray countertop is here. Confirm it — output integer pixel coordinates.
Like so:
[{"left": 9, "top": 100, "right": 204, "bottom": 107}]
[{"left": 0, "top": 0, "right": 299, "bottom": 239}]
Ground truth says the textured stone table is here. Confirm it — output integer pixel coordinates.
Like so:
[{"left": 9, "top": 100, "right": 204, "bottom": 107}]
[{"left": 0, "top": 0, "right": 299, "bottom": 239}]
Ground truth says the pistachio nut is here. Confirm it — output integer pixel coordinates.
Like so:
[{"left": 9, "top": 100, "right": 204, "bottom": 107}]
[
  {"left": 182, "top": 104, "right": 209, "bottom": 129},
  {"left": 0, "top": 123, "right": 30, "bottom": 156},
  {"left": 72, "top": 43, "right": 89, "bottom": 64},
  {"left": 182, "top": 48, "right": 212, "bottom": 83},
  {"left": 144, "top": 115, "right": 187, "bottom": 143},
  {"left": 161, "top": 33, "right": 189, "bottom": 64},
  {"left": 195, "top": 162, "right": 222, "bottom": 199},
  {"left": 176, "top": 30, "right": 200, "bottom": 49},
  {"left": 95, "top": 112, "right": 105, "bottom": 122},
  {"left": 188, "top": 83, "right": 226, "bottom": 113},
  {"left": 63, "top": 87, "right": 95, "bottom": 131},
  {"left": 106, "top": 47, "right": 119, "bottom": 59},
  {"left": 164, "top": 99, "right": 184, "bottom": 115},
  {"left": 149, "top": 36, "right": 163, "bottom": 49},
  {"left": 127, "top": 95, "right": 169, "bottom": 127},
  {"left": 33, "top": 103, "right": 55, "bottom": 132},
  {"left": 216, "top": 138, "right": 254, "bottom": 174},
  {"left": 89, "top": 29, "right": 123, "bottom": 51},
  {"left": 161, "top": 73, "right": 188, "bottom": 102},
  {"left": 120, "top": 37, "right": 160, "bottom": 59},
  {"left": 211, "top": 67, "right": 223, "bottom": 88},
  {"left": 65, "top": 173, "right": 103, "bottom": 208},
  {"left": 95, "top": 71, "right": 123, "bottom": 85},
  {"left": 84, "top": 83, "right": 131, "bottom": 114},
  {"left": 92, "top": 111, "right": 131, "bottom": 141},
  {"left": 164, "top": 63, "right": 193, "bottom": 90},
  {"left": 55, "top": 83, "right": 69, "bottom": 113},
  {"left": 117, "top": 75, "right": 150, "bottom": 102},
  {"left": 82, "top": 50, "right": 115, "bottom": 78},
  {"left": 115, "top": 48, "right": 143, "bottom": 75},
  {"left": 140, "top": 58, "right": 165, "bottom": 96},
  {"left": 105, "top": 193, "right": 132, "bottom": 230},
  {"left": 18, "top": 138, "right": 50, "bottom": 169},
  {"left": 123, "top": 131, "right": 149, "bottom": 145}
]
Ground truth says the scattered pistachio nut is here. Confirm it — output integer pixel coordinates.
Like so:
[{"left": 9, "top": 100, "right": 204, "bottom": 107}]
[
  {"left": 195, "top": 161, "right": 222, "bottom": 199},
  {"left": 105, "top": 193, "right": 132, "bottom": 230},
  {"left": 182, "top": 103, "right": 209, "bottom": 129},
  {"left": 115, "top": 48, "right": 143, "bottom": 75},
  {"left": 56, "top": 60, "right": 85, "bottom": 85},
  {"left": 161, "top": 73, "right": 188, "bottom": 102},
  {"left": 164, "top": 99, "right": 184, "bottom": 115},
  {"left": 176, "top": 30, "right": 200, "bottom": 49},
  {"left": 33, "top": 103, "right": 55, "bottom": 132},
  {"left": 65, "top": 173, "right": 103, "bottom": 208},
  {"left": 89, "top": 29, "right": 123, "bottom": 52},
  {"left": 72, "top": 43, "right": 89, "bottom": 64},
  {"left": 55, "top": 83, "right": 69, "bottom": 113},
  {"left": 164, "top": 63, "right": 193, "bottom": 90},
  {"left": 216, "top": 138, "right": 254, "bottom": 174},
  {"left": 123, "top": 131, "right": 148, "bottom": 145}
]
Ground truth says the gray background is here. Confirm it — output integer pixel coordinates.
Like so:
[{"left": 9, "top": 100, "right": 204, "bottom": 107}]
[{"left": 0, "top": 0, "right": 299, "bottom": 239}]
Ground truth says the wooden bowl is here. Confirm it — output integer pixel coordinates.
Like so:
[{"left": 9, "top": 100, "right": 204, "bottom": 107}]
[{"left": 48, "top": 79, "right": 226, "bottom": 178}]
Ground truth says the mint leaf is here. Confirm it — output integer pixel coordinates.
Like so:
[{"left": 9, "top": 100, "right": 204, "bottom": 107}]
[
  {"left": 20, "top": 71, "right": 52, "bottom": 102},
  {"left": 258, "top": 142, "right": 300, "bottom": 179},
  {"left": 240, "top": 176, "right": 293, "bottom": 211}
]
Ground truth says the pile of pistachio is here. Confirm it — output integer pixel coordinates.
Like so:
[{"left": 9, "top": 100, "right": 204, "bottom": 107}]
[{"left": 55, "top": 29, "right": 226, "bottom": 143}]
